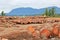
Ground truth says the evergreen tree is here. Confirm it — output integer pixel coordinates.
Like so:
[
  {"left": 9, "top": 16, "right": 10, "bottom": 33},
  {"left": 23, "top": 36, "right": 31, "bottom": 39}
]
[
  {"left": 1, "top": 11, "right": 5, "bottom": 16},
  {"left": 44, "top": 8, "right": 49, "bottom": 16},
  {"left": 51, "top": 7, "right": 55, "bottom": 17},
  {"left": 49, "top": 9, "right": 52, "bottom": 16},
  {"left": 49, "top": 7, "right": 55, "bottom": 17}
]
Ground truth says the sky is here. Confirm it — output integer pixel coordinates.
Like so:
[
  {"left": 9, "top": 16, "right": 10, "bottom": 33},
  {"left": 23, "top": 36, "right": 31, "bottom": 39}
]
[{"left": 0, "top": 0, "right": 60, "bottom": 13}]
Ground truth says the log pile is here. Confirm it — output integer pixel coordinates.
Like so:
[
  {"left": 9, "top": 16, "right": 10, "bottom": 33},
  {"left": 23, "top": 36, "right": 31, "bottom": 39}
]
[
  {"left": 0, "top": 16, "right": 60, "bottom": 25},
  {"left": 0, "top": 23, "right": 60, "bottom": 40},
  {"left": 0, "top": 16, "right": 60, "bottom": 40}
]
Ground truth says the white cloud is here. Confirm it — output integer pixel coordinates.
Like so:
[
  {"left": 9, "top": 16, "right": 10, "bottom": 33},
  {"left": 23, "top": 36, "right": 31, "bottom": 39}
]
[{"left": 0, "top": 0, "right": 60, "bottom": 13}]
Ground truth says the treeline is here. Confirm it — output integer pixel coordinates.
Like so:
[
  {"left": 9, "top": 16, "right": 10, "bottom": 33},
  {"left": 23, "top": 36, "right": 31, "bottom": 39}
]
[
  {"left": 42, "top": 8, "right": 60, "bottom": 17},
  {"left": 42, "top": 8, "right": 56, "bottom": 17}
]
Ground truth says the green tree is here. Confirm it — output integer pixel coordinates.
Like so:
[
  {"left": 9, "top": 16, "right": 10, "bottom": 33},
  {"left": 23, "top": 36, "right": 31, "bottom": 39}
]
[
  {"left": 51, "top": 7, "right": 55, "bottom": 17},
  {"left": 49, "top": 9, "right": 52, "bottom": 16},
  {"left": 43, "top": 8, "right": 49, "bottom": 16},
  {"left": 49, "top": 7, "right": 55, "bottom": 17},
  {"left": 48, "top": 7, "right": 55, "bottom": 17},
  {"left": 1, "top": 11, "right": 5, "bottom": 16}
]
